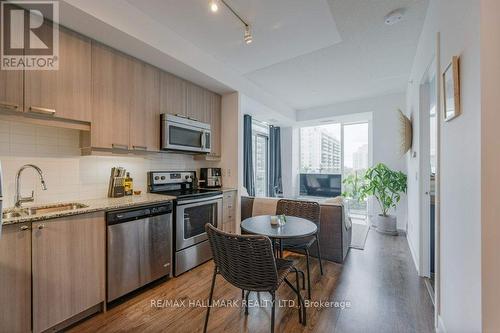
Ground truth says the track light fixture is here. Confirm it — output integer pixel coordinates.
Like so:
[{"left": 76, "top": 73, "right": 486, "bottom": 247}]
[
  {"left": 244, "top": 25, "right": 253, "bottom": 44},
  {"left": 209, "top": 0, "right": 253, "bottom": 45},
  {"left": 209, "top": 0, "right": 218, "bottom": 13}
]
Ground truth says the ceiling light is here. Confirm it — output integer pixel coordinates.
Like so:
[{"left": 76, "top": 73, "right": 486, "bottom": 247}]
[
  {"left": 244, "top": 25, "right": 253, "bottom": 44},
  {"left": 384, "top": 8, "right": 405, "bottom": 25},
  {"left": 209, "top": 0, "right": 218, "bottom": 12}
]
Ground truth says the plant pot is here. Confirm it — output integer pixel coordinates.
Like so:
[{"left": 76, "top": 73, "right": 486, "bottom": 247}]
[{"left": 372, "top": 214, "right": 398, "bottom": 236}]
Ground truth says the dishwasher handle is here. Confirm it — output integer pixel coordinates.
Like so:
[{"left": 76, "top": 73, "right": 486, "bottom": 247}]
[{"left": 106, "top": 202, "right": 173, "bottom": 225}]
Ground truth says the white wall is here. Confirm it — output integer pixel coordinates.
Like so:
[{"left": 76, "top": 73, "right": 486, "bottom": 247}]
[
  {"left": 220, "top": 92, "right": 243, "bottom": 231},
  {"left": 406, "top": 0, "right": 481, "bottom": 331},
  {"left": 480, "top": 0, "right": 500, "bottom": 331},
  {"left": 295, "top": 92, "right": 408, "bottom": 228},
  {"left": 0, "top": 120, "right": 218, "bottom": 207}
]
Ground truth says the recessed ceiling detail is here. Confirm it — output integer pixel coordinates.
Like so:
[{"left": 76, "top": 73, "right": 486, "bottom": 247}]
[
  {"left": 245, "top": 0, "right": 429, "bottom": 110},
  {"left": 125, "top": 0, "right": 342, "bottom": 74}
]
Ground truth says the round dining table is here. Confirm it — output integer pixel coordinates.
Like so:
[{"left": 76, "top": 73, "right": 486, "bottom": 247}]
[{"left": 240, "top": 215, "right": 318, "bottom": 240}]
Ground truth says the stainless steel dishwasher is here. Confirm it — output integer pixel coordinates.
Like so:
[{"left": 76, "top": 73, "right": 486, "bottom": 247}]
[{"left": 106, "top": 202, "right": 173, "bottom": 302}]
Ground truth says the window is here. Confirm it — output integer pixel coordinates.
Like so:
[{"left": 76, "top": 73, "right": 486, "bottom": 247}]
[
  {"left": 299, "top": 124, "right": 342, "bottom": 197},
  {"left": 298, "top": 121, "right": 371, "bottom": 206},
  {"left": 252, "top": 120, "right": 269, "bottom": 197},
  {"left": 300, "top": 124, "right": 341, "bottom": 174},
  {"left": 343, "top": 122, "right": 369, "bottom": 217}
]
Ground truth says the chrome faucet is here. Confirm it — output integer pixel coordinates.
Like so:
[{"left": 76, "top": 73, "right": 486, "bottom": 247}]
[{"left": 15, "top": 164, "right": 48, "bottom": 208}]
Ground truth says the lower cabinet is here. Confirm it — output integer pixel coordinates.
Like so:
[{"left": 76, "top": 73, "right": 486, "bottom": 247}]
[
  {"left": 0, "top": 223, "right": 32, "bottom": 333},
  {"left": 222, "top": 190, "right": 237, "bottom": 233},
  {"left": 0, "top": 213, "right": 106, "bottom": 333},
  {"left": 32, "top": 212, "right": 106, "bottom": 333}
]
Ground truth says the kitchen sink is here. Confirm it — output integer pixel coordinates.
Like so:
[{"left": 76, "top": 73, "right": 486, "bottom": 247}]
[
  {"left": 24, "top": 203, "right": 89, "bottom": 215},
  {"left": 2, "top": 211, "right": 23, "bottom": 219},
  {"left": 2, "top": 203, "right": 89, "bottom": 219}
]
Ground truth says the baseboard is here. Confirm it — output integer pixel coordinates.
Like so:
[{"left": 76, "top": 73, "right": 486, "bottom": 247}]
[
  {"left": 437, "top": 315, "right": 447, "bottom": 333},
  {"left": 406, "top": 234, "right": 420, "bottom": 275}
]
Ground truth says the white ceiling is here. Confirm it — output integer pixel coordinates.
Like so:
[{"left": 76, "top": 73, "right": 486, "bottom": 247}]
[
  {"left": 60, "top": 0, "right": 428, "bottom": 123},
  {"left": 246, "top": 0, "right": 429, "bottom": 110},
  {"left": 125, "top": 0, "right": 428, "bottom": 111},
  {"left": 125, "top": 0, "right": 342, "bottom": 75}
]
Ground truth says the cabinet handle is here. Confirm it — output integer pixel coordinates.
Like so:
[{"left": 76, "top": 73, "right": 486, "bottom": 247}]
[
  {"left": 112, "top": 143, "right": 129, "bottom": 150},
  {"left": 0, "top": 102, "right": 19, "bottom": 110},
  {"left": 132, "top": 145, "right": 147, "bottom": 151},
  {"left": 20, "top": 225, "right": 29, "bottom": 231},
  {"left": 37, "top": 224, "right": 45, "bottom": 230},
  {"left": 29, "top": 106, "right": 56, "bottom": 115}
]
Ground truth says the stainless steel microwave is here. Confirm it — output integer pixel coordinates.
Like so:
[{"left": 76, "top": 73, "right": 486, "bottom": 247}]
[{"left": 161, "top": 114, "right": 211, "bottom": 153}]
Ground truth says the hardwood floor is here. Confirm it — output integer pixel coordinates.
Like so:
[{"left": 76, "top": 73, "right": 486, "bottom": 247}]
[{"left": 69, "top": 230, "right": 434, "bottom": 333}]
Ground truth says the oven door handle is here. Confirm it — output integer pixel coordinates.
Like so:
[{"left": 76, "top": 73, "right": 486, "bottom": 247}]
[{"left": 176, "top": 195, "right": 223, "bottom": 205}]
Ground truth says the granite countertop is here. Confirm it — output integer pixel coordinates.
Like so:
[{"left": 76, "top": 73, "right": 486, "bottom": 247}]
[{"left": 2, "top": 193, "right": 176, "bottom": 226}]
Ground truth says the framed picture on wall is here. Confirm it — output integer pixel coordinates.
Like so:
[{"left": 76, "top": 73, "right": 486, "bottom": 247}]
[{"left": 443, "top": 56, "right": 461, "bottom": 121}]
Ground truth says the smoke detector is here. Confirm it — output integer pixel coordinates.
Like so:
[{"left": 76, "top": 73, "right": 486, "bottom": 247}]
[{"left": 384, "top": 9, "right": 405, "bottom": 25}]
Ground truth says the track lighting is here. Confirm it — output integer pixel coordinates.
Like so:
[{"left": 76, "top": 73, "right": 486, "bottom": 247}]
[
  {"left": 244, "top": 25, "right": 253, "bottom": 44},
  {"left": 209, "top": 0, "right": 218, "bottom": 13},
  {"left": 210, "top": 0, "right": 254, "bottom": 45}
]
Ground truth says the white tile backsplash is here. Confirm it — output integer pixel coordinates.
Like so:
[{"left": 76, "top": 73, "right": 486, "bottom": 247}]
[{"left": 0, "top": 121, "right": 218, "bottom": 207}]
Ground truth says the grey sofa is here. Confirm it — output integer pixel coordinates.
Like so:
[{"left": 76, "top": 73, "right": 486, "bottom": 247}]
[{"left": 241, "top": 196, "right": 351, "bottom": 264}]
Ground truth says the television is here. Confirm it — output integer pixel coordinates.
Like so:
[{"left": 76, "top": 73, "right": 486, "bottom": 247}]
[{"left": 299, "top": 173, "right": 342, "bottom": 198}]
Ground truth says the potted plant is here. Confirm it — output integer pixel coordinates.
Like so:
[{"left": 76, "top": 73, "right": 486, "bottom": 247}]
[{"left": 359, "top": 163, "right": 407, "bottom": 235}]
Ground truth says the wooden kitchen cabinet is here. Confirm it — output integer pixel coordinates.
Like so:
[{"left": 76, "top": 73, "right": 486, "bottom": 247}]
[
  {"left": 32, "top": 213, "right": 105, "bottom": 333},
  {"left": 222, "top": 190, "right": 237, "bottom": 233},
  {"left": 186, "top": 82, "right": 209, "bottom": 123},
  {"left": 129, "top": 62, "right": 161, "bottom": 152},
  {"left": 0, "top": 223, "right": 32, "bottom": 333},
  {"left": 91, "top": 42, "right": 133, "bottom": 150},
  {"left": 160, "top": 71, "right": 187, "bottom": 117},
  {"left": 24, "top": 27, "right": 92, "bottom": 122},
  {"left": 209, "top": 93, "right": 222, "bottom": 157},
  {"left": 0, "top": 64, "right": 24, "bottom": 112}
]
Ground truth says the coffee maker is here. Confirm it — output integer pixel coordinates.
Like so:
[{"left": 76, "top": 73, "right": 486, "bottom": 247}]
[{"left": 200, "top": 168, "right": 222, "bottom": 188}]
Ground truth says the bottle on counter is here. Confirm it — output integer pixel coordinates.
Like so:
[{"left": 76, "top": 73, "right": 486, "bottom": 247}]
[{"left": 124, "top": 172, "right": 134, "bottom": 196}]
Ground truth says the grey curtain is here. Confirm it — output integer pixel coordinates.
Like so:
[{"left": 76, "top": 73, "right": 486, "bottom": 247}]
[
  {"left": 269, "top": 126, "right": 282, "bottom": 197},
  {"left": 243, "top": 114, "right": 255, "bottom": 196}
]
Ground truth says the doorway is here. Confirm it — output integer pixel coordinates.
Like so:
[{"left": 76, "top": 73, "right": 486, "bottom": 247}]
[{"left": 419, "top": 56, "right": 439, "bottom": 304}]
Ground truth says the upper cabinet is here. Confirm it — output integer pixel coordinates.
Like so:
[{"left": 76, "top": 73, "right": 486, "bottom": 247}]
[
  {"left": 209, "top": 93, "right": 222, "bottom": 157},
  {"left": 91, "top": 43, "right": 131, "bottom": 150},
  {"left": 0, "top": 63, "right": 23, "bottom": 112},
  {"left": 24, "top": 27, "right": 92, "bottom": 122},
  {"left": 160, "top": 72, "right": 186, "bottom": 117},
  {"left": 0, "top": 17, "right": 221, "bottom": 157},
  {"left": 91, "top": 43, "right": 160, "bottom": 152},
  {"left": 186, "top": 82, "right": 209, "bottom": 123},
  {"left": 130, "top": 61, "right": 160, "bottom": 152}
]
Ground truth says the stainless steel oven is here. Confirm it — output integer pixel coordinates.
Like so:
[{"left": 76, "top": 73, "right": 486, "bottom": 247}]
[
  {"left": 148, "top": 171, "right": 223, "bottom": 276},
  {"left": 175, "top": 195, "right": 222, "bottom": 275},
  {"left": 161, "top": 114, "right": 211, "bottom": 153},
  {"left": 176, "top": 195, "right": 222, "bottom": 251}
]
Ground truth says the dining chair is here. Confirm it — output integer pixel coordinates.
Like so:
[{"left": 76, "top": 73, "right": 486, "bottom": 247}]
[
  {"left": 204, "top": 224, "right": 306, "bottom": 333},
  {"left": 276, "top": 199, "right": 323, "bottom": 299}
]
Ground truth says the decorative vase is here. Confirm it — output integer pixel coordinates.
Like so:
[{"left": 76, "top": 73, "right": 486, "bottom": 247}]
[{"left": 372, "top": 214, "right": 398, "bottom": 236}]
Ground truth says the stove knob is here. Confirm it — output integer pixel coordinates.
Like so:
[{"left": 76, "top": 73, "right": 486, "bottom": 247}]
[
  {"left": 154, "top": 176, "right": 159, "bottom": 181},
  {"left": 161, "top": 176, "right": 166, "bottom": 180}
]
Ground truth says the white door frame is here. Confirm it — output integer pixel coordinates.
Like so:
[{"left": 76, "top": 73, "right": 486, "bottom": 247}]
[
  {"left": 417, "top": 33, "right": 441, "bottom": 328},
  {"left": 418, "top": 62, "right": 434, "bottom": 278}
]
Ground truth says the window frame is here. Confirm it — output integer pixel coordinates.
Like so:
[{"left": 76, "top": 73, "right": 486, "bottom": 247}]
[{"left": 252, "top": 119, "right": 270, "bottom": 197}]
